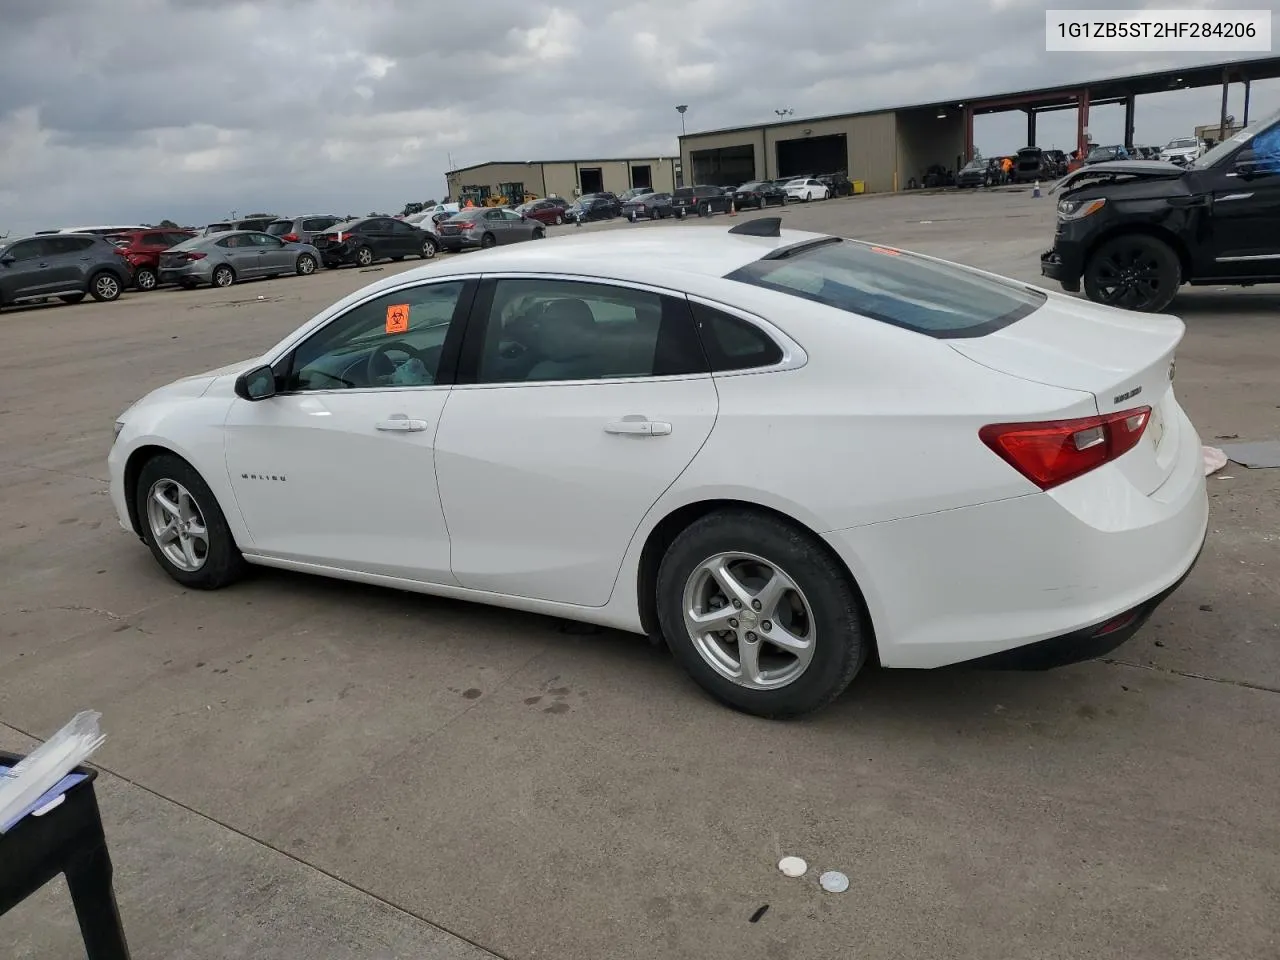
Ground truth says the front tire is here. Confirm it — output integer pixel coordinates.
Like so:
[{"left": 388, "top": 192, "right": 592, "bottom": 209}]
[
  {"left": 1083, "top": 234, "right": 1181, "bottom": 313},
  {"left": 555, "top": 214, "right": 564, "bottom": 225},
  {"left": 656, "top": 509, "right": 868, "bottom": 718},
  {"left": 295, "top": 254, "right": 317, "bottom": 275},
  {"left": 134, "top": 267, "right": 158, "bottom": 291},
  {"left": 532, "top": 228, "right": 545, "bottom": 240},
  {"left": 135, "top": 454, "right": 247, "bottom": 590}
]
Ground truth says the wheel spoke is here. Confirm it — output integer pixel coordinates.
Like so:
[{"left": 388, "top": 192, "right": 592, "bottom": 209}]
[
  {"left": 157, "top": 521, "right": 179, "bottom": 545},
  {"left": 753, "top": 570, "right": 794, "bottom": 620},
  {"left": 180, "top": 536, "right": 200, "bottom": 569},
  {"left": 685, "top": 605, "right": 737, "bottom": 635},
  {"left": 153, "top": 488, "right": 181, "bottom": 519},
  {"left": 737, "top": 638, "right": 763, "bottom": 687},
  {"left": 766, "top": 622, "right": 813, "bottom": 662},
  {"left": 186, "top": 522, "right": 208, "bottom": 546},
  {"left": 709, "top": 558, "right": 754, "bottom": 609}
]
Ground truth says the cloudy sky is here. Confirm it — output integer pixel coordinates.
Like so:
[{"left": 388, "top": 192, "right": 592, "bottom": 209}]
[{"left": 0, "top": 0, "right": 1275, "bottom": 234}]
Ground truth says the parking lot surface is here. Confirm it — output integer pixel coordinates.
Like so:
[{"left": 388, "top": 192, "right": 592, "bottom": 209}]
[{"left": 3, "top": 189, "right": 1278, "bottom": 959}]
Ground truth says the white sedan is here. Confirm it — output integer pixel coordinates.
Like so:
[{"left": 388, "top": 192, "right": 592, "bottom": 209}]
[
  {"left": 108, "top": 218, "right": 1207, "bottom": 718},
  {"left": 784, "top": 178, "right": 830, "bottom": 201}
]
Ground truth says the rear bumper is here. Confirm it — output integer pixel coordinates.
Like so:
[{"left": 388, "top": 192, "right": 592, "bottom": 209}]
[
  {"left": 158, "top": 262, "right": 214, "bottom": 284},
  {"left": 438, "top": 234, "right": 481, "bottom": 250},
  {"left": 822, "top": 406, "right": 1209, "bottom": 669}
]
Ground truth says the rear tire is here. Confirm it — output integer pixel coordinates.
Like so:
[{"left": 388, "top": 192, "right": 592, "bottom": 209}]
[
  {"left": 656, "top": 509, "right": 868, "bottom": 719},
  {"left": 480, "top": 233, "right": 496, "bottom": 249},
  {"left": 212, "top": 265, "right": 235, "bottom": 288},
  {"left": 1083, "top": 234, "right": 1181, "bottom": 313},
  {"left": 59, "top": 293, "right": 87, "bottom": 304},
  {"left": 355, "top": 246, "right": 374, "bottom": 267},
  {"left": 133, "top": 267, "right": 158, "bottom": 291},
  {"left": 135, "top": 453, "right": 248, "bottom": 590},
  {"left": 420, "top": 237, "right": 438, "bottom": 259},
  {"left": 295, "top": 254, "right": 317, "bottom": 275},
  {"left": 555, "top": 214, "right": 564, "bottom": 225},
  {"left": 89, "top": 271, "right": 122, "bottom": 302}
]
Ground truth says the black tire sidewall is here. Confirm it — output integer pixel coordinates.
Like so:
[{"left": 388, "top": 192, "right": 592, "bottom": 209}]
[
  {"left": 656, "top": 510, "right": 867, "bottom": 718},
  {"left": 135, "top": 454, "right": 245, "bottom": 589},
  {"left": 1084, "top": 235, "right": 1181, "bottom": 312}
]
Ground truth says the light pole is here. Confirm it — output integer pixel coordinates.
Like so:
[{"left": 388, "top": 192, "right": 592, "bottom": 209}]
[
  {"left": 676, "top": 104, "right": 688, "bottom": 137},
  {"left": 675, "top": 105, "right": 689, "bottom": 187},
  {"left": 774, "top": 108, "right": 793, "bottom": 121}
]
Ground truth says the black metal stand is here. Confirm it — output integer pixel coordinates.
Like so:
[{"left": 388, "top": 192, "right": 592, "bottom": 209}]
[{"left": 0, "top": 750, "right": 131, "bottom": 959}]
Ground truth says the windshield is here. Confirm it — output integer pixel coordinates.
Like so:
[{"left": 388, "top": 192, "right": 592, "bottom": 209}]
[
  {"left": 1167, "top": 138, "right": 1198, "bottom": 148},
  {"left": 962, "top": 160, "right": 984, "bottom": 171},
  {"left": 726, "top": 238, "right": 1045, "bottom": 339},
  {"left": 1194, "top": 108, "right": 1280, "bottom": 169}
]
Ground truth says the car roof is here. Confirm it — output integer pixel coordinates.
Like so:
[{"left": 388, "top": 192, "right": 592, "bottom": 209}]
[{"left": 358, "top": 224, "right": 825, "bottom": 291}]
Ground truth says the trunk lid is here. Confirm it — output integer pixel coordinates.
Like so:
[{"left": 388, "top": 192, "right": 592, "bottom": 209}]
[{"left": 950, "top": 295, "right": 1184, "bottom": 495}]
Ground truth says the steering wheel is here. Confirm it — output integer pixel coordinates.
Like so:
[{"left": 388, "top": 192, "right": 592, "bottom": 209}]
[{"left": 366, "top": 340, "right": 428, "bottom": 385}]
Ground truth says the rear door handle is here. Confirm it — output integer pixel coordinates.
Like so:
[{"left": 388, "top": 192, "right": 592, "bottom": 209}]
[
  {"left": 375, "top": 415, "right": 428, "bottom": 432},
  {"left": 605, "top": 418, "right": 672, "bottom": 436}
]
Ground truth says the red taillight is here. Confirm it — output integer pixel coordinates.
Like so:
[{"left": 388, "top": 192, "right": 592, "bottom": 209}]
[
  {"left": 979, "top": 406, "right": 1151, "bottom": 490},
  {"left": 184, "top": 251, "right": 207, "bottom": 261},
  {"left": 283, "top": 233, "right": 299, "bottom": 243},
  {"left": 455, "top": 221, "right": 475, "bottom": 230}
]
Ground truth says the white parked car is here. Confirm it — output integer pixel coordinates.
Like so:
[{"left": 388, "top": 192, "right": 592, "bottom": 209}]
[
  {"left": 1159, "top": 137, "right": 1205, "bottom": 164},
  {"left": 784, "top": 178, "right": 830, "bottom": 201},
  {"left": 108, "top": 219, "right": 1207, "bottom": 718}
]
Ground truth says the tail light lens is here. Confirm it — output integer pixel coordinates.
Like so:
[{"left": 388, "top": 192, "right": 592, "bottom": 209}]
[
  {"left": 455, "top": 221, "right": 475, "bottom": 230},
  {"left": 283, "top": 233, "right": 299, "bottom": 243},
  {"left": 184, "top": 251, "right": 207, "bottom": 261},
  {"left": 979, "top": 406, "right": 1152, "bottom": 490}
]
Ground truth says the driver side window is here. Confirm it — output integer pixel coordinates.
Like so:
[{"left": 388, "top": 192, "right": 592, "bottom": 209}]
[{"left": 280, "top": 281, "right": 467, "bottom": 393}]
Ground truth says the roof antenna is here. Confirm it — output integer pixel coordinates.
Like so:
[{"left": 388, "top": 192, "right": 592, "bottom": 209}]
[{"left": 728, "top": 217, "right": 781, "bottom": 238}]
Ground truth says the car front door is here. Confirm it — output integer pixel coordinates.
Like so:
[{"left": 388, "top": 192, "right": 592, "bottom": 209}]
[
  {"left": 433, "top": 276, "right": 717, "bottom": 606},
  {"left": 0, "top": 238, "right": 54, "bottom": 301},
  {"left": 1206, "top": 122, "right": 1280, "bottom": 275},
  {"left": 248, "top": 232, "right": 294, "bottom": 273},
  {"left": 222, "top": 278, "right": 476, "bottom": 580}
]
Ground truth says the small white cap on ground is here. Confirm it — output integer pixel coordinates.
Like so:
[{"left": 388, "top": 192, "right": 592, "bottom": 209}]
[
  {"left": 820, "top": 870, "right": 850, "bottom": 893},
  {"left": 777, "top": 856, "right": 808, "bottom": 878}
]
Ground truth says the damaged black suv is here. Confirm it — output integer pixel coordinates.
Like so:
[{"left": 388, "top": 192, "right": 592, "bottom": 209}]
[{"left": 1042, "top": 107, "right": 1280, "bottom": 312}]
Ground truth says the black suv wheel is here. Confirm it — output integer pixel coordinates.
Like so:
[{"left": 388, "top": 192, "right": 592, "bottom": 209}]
[{"left": 1084, "top": 235, "right": 1181, "bottom": 313}]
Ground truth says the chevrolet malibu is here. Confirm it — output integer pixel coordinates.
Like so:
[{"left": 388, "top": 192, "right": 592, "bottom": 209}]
[{"left": 109, "top": 219, "right": 1207, "bottom": 718}]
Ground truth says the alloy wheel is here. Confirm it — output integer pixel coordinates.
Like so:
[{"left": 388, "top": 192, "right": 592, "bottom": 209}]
[
  {"left": 146, "top": 478, "right": 209, "bottom": 573},
  {"left": 95, "top": 275, "right": 120, "bottom": 299},
  {"left": 682, "top": 552, "right": 816, "bottom": 690},
  {"left": 1093, "top": 244, "right": 1168, "bottom": 310}
]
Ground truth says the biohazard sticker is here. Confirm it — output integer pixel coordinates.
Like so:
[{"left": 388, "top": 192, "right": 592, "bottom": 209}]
[{"left": 385, "top": 303, "right": 409, "bottom": 334}]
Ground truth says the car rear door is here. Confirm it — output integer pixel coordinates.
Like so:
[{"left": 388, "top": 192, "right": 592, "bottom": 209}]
[
  {"left": 219, "top": 234, "right": 262, "bottom": 278},
  {"left": 433, "top": 276, "right": 717, "bottom": 606}
]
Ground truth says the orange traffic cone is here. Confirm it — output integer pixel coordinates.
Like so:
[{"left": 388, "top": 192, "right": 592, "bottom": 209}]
[{"left": 730, "top": 200, "right": 737, "bottom": 216}]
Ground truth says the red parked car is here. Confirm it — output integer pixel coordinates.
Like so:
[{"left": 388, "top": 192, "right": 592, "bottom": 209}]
[
  {"left": 515, "top": 198, "right": 570, "bottom": 226},
  {"left": 107, "top": 228, "right": 197, "bottom": 290}
]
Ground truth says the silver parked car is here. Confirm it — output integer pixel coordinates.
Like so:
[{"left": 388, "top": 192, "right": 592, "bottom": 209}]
[
  {"left": 436, "top": 207, "right": 546, "bottom": 251},
  {"left": 157, "top": 231, "right": 320, "bottom": 289}
]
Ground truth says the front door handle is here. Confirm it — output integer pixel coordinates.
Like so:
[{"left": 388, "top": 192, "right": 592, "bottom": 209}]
[
  {"left": 605, "top": 418, "right": 672, "bottom": 436},
  {"left": 375, "top": 415, "right": 428, "bottom": 432}
]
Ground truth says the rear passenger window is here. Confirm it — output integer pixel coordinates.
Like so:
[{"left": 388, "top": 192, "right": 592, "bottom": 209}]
[
  {"left": 690, "top": 303, "right": 783, "bottom": 371},
  {"left": 474, "top": 279, "right": 708, "bottom": 385},
  {"left": 302, "top": 218, "right": 335, "bottom": 232}
]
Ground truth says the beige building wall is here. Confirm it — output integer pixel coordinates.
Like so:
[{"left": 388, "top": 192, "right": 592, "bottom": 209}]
[
  {"left": 681, "top": 111, "right": 898, "bottom": 193},
  {"left": 447, "top": 158, "right": 677, "bottom": 202}
]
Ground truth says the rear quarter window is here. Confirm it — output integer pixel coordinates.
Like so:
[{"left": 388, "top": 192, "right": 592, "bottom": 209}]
[{"left": 726, "top": 238, "right": 1045, "bottom": 339}]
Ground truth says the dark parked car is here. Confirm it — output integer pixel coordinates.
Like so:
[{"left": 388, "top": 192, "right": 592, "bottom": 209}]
[
  {"left": 565, "top": 196, "right": 617, "bottom": 223},
  {"left": 105, "top": 228, "right": 197, "bottom": 290},
  {"left": 1041, "top": 106, "right": 1280, "bottom": 312},
  {"left": 517, "top": 199, "right": 570, "bottom": 226},
  {"left": 955, "top": 158, "right": 993, "bottom": 188},
  {"left": 733, "top": 180, "right": 787, "bottom": 209},
  {"left": 0, "top": 233, "right": 131, "bottom": 309},
  {"left": 1042, "top": 150, "right": 1069, "bottom": 177},
  {"left": 670, "top": 185, "right": 733, "bottom": 217},
  {"left": 621, "top": 192, "right": 674, "bottom": 220},
  {"left": 581, "top": 192, "right": 622, "bottom": 217},
  {"left": 311, "top": 216, "right": 440, "bottom": 268},
  {"left": 265, "top": 215, "right": 343, "bottom": 249},
  {"left": 1012, "top": 147, "right": 1054, "bottom": 183},
  {"left": 817, "top": 173, "right": 854, "bottom": 197},
  {"left": 617, "top": 187, "right": 655, "bottom": 205}
]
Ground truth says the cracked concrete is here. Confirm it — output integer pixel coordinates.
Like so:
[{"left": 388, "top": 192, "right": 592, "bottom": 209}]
[{"left": 1, "top": 190, "right": 1278, "bottom": 959}]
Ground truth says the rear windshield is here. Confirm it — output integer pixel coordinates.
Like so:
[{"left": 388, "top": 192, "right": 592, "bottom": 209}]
[
  {"left": 266, "top": 221, "right": 293, "bottom": 235},
  {"left": 726, "top": 238, "right": 1045, "bottom": 339}
]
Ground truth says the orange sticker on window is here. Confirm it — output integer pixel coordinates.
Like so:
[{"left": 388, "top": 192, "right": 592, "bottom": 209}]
[
  {"left": 870, "top": 246, "right": 900, "bottom": 256},
  {"left": 385, "top": 303, "right": 409, "bottom": 334}
]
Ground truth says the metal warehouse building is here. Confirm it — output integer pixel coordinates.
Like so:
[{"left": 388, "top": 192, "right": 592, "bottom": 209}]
[
  {"left": 679, "top": 105, "right": 962, "bottom": 196},
  {"left": 445, "top": 157, "right": 678, "bottom": 205}
]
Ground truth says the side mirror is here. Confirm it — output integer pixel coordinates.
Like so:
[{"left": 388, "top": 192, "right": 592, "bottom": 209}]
[{"left": 234, "top": 364, "right": 277, "bottom": 402}]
